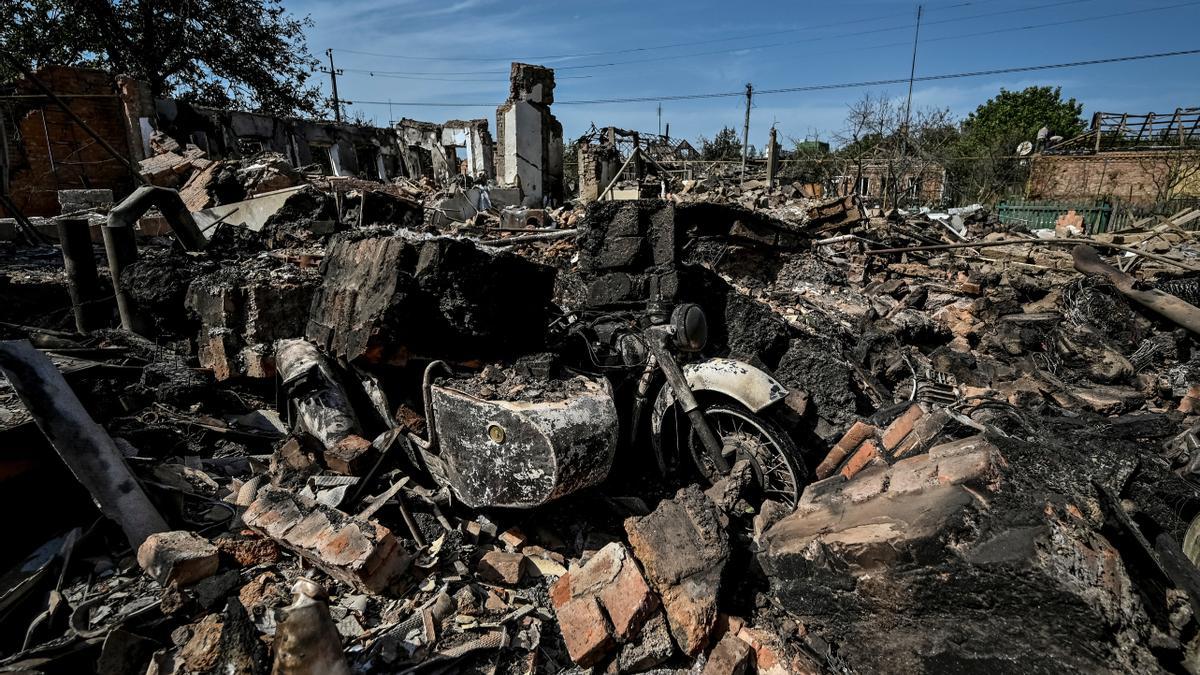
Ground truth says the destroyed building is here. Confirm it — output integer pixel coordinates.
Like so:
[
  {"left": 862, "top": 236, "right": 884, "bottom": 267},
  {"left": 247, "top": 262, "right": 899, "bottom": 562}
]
[
  {"left": 1031, "top": 107, "right": 1200, "bottom": 205},
  {"left": 496, "top": 63, "right": 564, "bottom": 206},
  {"left": 1, "top": 63, "right": 562, "bottom": 226},
  {"left": 8, "top": 44, "right": 1200, "bottom": 675},
  {"left": 395, "top": 118, "right": 494, "bottom": 184}
]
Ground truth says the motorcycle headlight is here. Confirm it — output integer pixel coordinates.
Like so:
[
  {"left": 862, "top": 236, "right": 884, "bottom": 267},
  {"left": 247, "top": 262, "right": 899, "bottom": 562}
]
[{"left": 671, "top": 303, "right": 708, "bottom": 352}]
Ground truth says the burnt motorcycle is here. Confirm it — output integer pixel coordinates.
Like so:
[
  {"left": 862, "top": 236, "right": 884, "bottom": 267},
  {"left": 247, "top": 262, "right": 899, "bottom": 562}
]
[{"left": 405, "top": 303, "right": 810, "bottom": 511}]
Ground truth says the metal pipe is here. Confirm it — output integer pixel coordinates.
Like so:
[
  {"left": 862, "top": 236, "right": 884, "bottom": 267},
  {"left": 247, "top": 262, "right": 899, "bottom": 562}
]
[
  {"left": 56, "top": 219, "right": 104, "bottom": 332},
  {"left": 863, "top": 237, "right": 1200, "bottom": 273},
  {"left": 395, "top": 492, "right": 426, "bottom": 548},
  {"left": 101, "top": 224, "right": 144, "bottom": 334},
  {"left": 107, "top": 185, "right": 206, "bottom": 251},
  {"left": 408, "top": 360, "right": 452, "bottom": 452}
]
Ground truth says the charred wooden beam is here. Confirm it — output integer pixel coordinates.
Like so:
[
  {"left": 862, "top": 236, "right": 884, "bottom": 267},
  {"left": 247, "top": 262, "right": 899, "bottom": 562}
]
[
  {"left": 0, "top": 340, "right": 168, "bottom": 549},
  {"left": 1072, "top": 244, "right": 1200, "bottom": 335}
]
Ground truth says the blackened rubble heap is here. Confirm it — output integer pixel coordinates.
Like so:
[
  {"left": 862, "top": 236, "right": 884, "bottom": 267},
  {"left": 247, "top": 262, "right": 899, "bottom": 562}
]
[{"left": 4, "top": 168, "right": 1200, "bottom": 675}]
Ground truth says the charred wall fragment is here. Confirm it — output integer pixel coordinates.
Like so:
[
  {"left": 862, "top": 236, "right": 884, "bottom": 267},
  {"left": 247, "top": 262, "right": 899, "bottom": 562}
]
[{"left": 306, "top": 231, "right": 556, "bottom": 364}]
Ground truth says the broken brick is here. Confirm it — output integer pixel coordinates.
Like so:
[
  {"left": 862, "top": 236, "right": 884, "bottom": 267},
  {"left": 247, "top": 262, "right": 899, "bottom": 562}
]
[
  {"left": 137, "top": 530, "right": 219, "bottom": 588},
  {"left": 625, "top": 485, "right": 729, "bottom": 656},
  {"left": 839, "top": 439, "right": 881, "bottom": 480},
  {"left": 477, "top": 550, "right": 527, "bottom": 585},
  {"left": 549, "top": 542, "right": 658, "bottom": 665},
  {"left": 552, "top": 594, "right": 613, "bottom": 667},
  {"left": 242, "top": 486, "right": 412, "bottom": 593},
  {"left": 325, "top": 434, "right": 373, "bottom": 475},
  {"left": 891, "top": 408, "right": 951, "bottom": 458},
  {"left": 703, "top": 630, "right": 753, "bottom": 675},
  {"left": 880, "top": 403, "right": 926, "bottom": 451},
  {"left": 816, "top": 420, "right": 877, "bottom": 478}
]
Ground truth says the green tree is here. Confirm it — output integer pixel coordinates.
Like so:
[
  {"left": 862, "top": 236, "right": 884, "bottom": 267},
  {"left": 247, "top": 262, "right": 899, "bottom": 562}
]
[
  {"left": 697, "top": 126, "right": 743, "bottom": 161},
  {"left": 1, "top": 0, "right": 323, "bottom": 116},
  {"left": 949, "top": 86, "right": 1085, "bottom": 202},
  {"left": 961, "top": 86, "right": 1085, "bottom": 147},
  {"left": 781, "top": 138, "right": 832, "bottom": 184}
]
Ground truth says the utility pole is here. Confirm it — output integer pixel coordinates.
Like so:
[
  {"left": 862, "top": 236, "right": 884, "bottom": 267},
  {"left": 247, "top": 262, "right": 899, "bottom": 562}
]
[
  {"left": 657, "top": 103, "right": 662, "bottom": 136},
  {"left": 740, "top": 83, "right": 753, "bottom": 186},
  {"left": 324, "top": 48, "right": 343, "bottom": 123},
  {"left": 766, "top": 126, "right": 779, "bottom": 192},
  {"left": 902, "top": 5, "right": 923, "bottom": 139},
  {"left": 899, "top": 4, "right": 923, "bottom": 210}
]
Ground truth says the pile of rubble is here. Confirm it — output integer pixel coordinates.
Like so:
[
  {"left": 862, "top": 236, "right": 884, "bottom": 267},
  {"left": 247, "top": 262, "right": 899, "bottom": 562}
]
[{"left": 4, "top": 158, "right": 1200, "bottom": 675}]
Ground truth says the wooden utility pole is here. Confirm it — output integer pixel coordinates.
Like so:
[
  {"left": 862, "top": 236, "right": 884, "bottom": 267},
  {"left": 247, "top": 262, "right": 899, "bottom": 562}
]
[
  {"left": 766, "top": 127, "right": 779, "bottom": 191},
  {"left": 740, "top": 83, "right": 753, "bottom": 186},
  {"left": 325, "top": 49, "right": 343, "bottom": 123}
]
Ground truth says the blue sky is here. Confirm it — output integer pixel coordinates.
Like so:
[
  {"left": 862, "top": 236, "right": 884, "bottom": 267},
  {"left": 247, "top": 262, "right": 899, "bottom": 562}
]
[{"left": 286, "top": 0, "right": 1200, "bottom": 148}]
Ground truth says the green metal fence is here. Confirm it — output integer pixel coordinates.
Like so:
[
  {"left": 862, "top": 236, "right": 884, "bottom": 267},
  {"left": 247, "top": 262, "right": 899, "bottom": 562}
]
[
  {"left": 997, "top": 197, "right": 1200, "bottom": 234},
  {"left": 997, "top": 198, "right": 1115, "bottom": 233}
]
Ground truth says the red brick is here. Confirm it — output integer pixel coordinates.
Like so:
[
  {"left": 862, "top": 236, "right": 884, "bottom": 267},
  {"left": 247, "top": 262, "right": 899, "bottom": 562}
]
[
  {"left": 242, "top": 487, "right": 411, "bottom": 593},
  {"left": 880, "top": 404, "right": 925, "bottom": 450},
  {"left": 137, "top": 530, "right": 219, "bottom": 587},
  {"left": 840, "top": 439, "right": 881, "bottom": 480},
  {"left": 325, "top": 434, "right": 373, "bottom": 474},
  {"left": 477, "top": 550, "right": 527, "bottom": 585},
  {"left": 625, "top": 486, "right": 728, "bottom": 656},
  {"left": 595, "top": 555, "right": 657, "bottom": 639},
  {"left": 736, "top": 626, "right": 793, "bottom": 675},
  {"left": 553, "top": 595, "right": 614, "bottom": 667},
  {"left": 703, "top": 630, "right": 752, "bottom": 675},
  {"left": 891, "top": 409, "right": 951, "bottom": 458},
  {"left": 549, "top": 542, "right": 658, "bottom": 663},
  {"left": 815, "top": 420, "right": 877, "bottom": 479}
]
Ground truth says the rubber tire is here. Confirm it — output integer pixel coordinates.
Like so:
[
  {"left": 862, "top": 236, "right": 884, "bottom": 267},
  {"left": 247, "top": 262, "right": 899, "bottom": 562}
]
[{"left": 687, "top": 401, "right": 810, "bottom": 507}]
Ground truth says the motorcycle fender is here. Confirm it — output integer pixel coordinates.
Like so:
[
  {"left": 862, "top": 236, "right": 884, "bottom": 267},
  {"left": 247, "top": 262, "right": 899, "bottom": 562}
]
[{"left": 650, "top": 358, "right": 788, "bottom": 440}]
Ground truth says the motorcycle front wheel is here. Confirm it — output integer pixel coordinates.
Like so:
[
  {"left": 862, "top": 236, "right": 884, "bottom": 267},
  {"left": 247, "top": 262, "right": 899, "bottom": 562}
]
[{"left": 687, "top": 401, "right": 808, "bottom": 509}]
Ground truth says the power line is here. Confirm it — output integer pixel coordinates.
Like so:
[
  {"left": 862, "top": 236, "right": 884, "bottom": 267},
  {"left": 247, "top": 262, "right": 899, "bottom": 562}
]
[
  {"left": 547, "top": 0, "right": 1153, "bottom": 73},
  {"left": 339, "top": 69, "right": 593, "bottom": 82},
  {"left": 332, "top": 0, "right": 984, "bottom": 64},
  {"left": 336, "top": 2, "right": 1200, "bottom": 99},
  {"left": 345, "top": 47, "right": 1200, "bottom": 108},
  {"left": 331, "top": 0, "right": 1100, "bottom": 74}
]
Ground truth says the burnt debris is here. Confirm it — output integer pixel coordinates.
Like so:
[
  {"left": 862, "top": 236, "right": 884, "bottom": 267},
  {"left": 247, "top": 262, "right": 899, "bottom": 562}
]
[{"left": 5, "top": 77, "right": 1200, "bottom": 675}]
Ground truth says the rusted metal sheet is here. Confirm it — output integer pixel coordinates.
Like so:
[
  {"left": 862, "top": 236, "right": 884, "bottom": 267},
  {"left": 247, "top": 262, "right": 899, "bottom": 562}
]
[{"left": 430, "top": 378, "right": 618, "bottom": 508}]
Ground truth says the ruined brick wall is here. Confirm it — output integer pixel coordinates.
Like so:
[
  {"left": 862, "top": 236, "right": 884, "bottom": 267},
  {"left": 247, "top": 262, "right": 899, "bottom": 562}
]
[
  {"left": 577, "top": 142, "right": 621, "bottom": 202},
  {"left": 1028, "top": 152, "right": 1200, "bottom": 205},
  {"left": 832, "top": 163, "right": 946, "bottom": 205},
  {"left": 2, "top": 66, "right": 136, "bottom": 217}
]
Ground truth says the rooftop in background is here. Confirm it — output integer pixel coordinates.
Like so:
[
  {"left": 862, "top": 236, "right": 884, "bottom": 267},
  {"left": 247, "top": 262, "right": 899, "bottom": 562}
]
[{"left": 1047, "top": 107, "right": 1200, "bottom": 154}]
